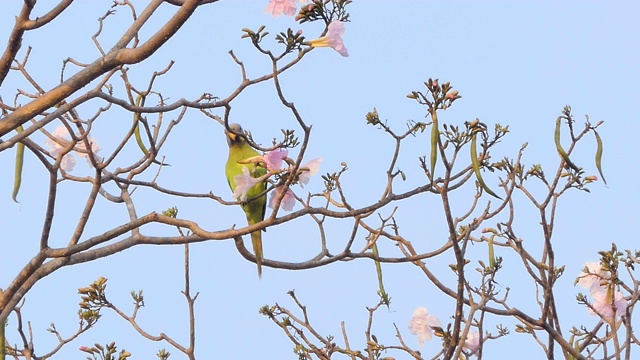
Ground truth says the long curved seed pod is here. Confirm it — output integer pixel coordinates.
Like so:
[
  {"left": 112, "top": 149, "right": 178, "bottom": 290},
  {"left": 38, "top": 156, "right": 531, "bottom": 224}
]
[
  {"left": 12, "top": 125, "right": 24, "bottom": 203},
  {"left": 471, "top": 131, "right": 502, "bottom": 199},
  {"left": 134, "top": 95, "right": 168, "bottom": 166},
  {"left": 554, "top": 117, "right": 580, "bottom": 172},
  {"left": 371, "top": 242, "right": 390, "bottom": 307},
  {"left": 430, "top": 111, "right": 438, "bottom": 181},
  {"left": 134, "top": 122, "right": 149, "bottom": 156},
  {"left": 593, "top": 130, "right": 607, "bottom": 185}
]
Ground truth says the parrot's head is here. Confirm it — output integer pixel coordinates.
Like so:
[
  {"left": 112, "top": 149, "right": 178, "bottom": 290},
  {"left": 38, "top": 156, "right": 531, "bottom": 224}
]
[{"left": 225, "top": 123, "right": 245, "bottom": 147}]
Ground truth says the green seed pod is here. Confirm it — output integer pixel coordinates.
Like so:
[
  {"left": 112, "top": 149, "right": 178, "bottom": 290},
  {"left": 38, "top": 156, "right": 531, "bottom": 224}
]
[
  {"left": 471, "top": 132, "right": 502, "bottom": 199},
  {"left": 12, "top": 125, "right": 25, "bottom": 203}
]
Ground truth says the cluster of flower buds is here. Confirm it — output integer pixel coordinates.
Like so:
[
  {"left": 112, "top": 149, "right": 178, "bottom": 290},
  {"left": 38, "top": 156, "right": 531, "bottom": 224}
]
[{"left": 407, "top": 78, "right": 461, "bottom": 110}]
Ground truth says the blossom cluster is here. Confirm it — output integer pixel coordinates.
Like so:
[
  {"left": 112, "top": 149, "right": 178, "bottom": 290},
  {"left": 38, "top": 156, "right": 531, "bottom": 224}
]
[
  {"left": 577, "top": 262, "right": 628, "bottom": 320},
  {"left": 233, "top": 148, "right": 321, "bottom": 211},
  {"left": 264, "top": 0, "right": 349, "bottom": 57},
  {"left": 408, "top": 307, "right": 480, "bottom": 352}
]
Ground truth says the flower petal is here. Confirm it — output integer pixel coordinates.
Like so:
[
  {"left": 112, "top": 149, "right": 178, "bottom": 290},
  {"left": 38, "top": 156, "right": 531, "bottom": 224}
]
[
  {"left": 588, "top": 289, "right": 628, "bottom": 319},
  {"left": 233, "top": 167, "right": 261, "bottom": 201},
  {"left": 265, "top": 0, "right": 298, "bottom": 17},
  {"left": 307, "top": 21, "right": 349, "bottom": 57},
  {"left": 60, "top": 154, "right": 76, "bottom": 172},
  {"left": 45, "top": 125, "right": 68, "bottom": 151},
  {"left": 299, "top": 157, "right": 322, "bottom": 187},
  {"left": 463, "top": 331, "right": 480, "bottom": 352},
  {"left": 577, "top": 262, "right": 610, "bottom": 295},
  {"left": 76, "top": 138, "right": 101, "bottom": 158},
  {"left": 268, "top": 185, "right": 295, "bottom": 211},
  {"left": 263, "top": 149, "right": 288, "bottom": 171},
  {"left": 408, "top": 307, "right": 441, "bottom": 347}
]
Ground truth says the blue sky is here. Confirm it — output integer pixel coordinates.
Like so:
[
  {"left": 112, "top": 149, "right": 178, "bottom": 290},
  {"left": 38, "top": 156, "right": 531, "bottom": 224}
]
[{"left": 1, "top": 1, "right": 639, "bottom": 359}]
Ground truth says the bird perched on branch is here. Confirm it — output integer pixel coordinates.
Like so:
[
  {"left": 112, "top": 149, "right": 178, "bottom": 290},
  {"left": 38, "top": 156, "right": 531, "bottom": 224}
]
[{"left": 225, "top": 123, "right": 267, "bottom": 278}]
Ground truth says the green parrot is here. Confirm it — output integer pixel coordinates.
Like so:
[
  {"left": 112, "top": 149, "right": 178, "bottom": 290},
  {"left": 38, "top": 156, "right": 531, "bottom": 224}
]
[{"left": 225, "top": 123, "right": 267, "bottom": 277}]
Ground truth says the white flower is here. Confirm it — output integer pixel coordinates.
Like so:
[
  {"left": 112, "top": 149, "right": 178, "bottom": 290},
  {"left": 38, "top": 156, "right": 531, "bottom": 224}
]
[{"left": 408, "top": 307, "right": 441, "bottom": 347}]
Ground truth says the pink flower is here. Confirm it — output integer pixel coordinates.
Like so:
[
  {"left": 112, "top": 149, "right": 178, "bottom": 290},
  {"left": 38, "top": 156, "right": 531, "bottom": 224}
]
[
  {"left": 45, "top": 126, "right": 100, "bottom": 171},
  {"left": 589, "top": 288, "right": 628, "bottom": 320},
  {"left": 265, "top": 0, "right": 306, "bottom": 17},
  {"left": 462, "top": 331, "right": 480, "bottom": 352},
  {"left": 307, "top": 21, "right": 349, "bottom": 57},
  {"left": 577, "top": 262, "right": 610, "bottom": 294},
  {"left": 232, "top": 167, "right": 265, "bottom": 201},
  {"left": 268, "top": 185, "right": 295, "bottom": 211},
  {"left": 45, "top": 126, "right": 75, "bottom": 171},
  {"left": 263, "top": 148, "right": 288, "bottom": 171},
  {"left": 408, "top": 307, "right": 441, "bottom": 347},
  {"left": 299, "top": 157, "right": 322, "bottom": 188}
]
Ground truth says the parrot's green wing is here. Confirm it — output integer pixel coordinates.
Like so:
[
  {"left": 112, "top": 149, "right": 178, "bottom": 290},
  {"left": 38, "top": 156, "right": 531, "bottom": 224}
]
[{"left": 225, "top": 123, "right": 267, "bottom": 278}]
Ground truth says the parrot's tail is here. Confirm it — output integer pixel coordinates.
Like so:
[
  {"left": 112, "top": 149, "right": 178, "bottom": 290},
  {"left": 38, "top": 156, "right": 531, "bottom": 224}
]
[{"left": 250, "top": 230, "right": 263, "bottom": 278}]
